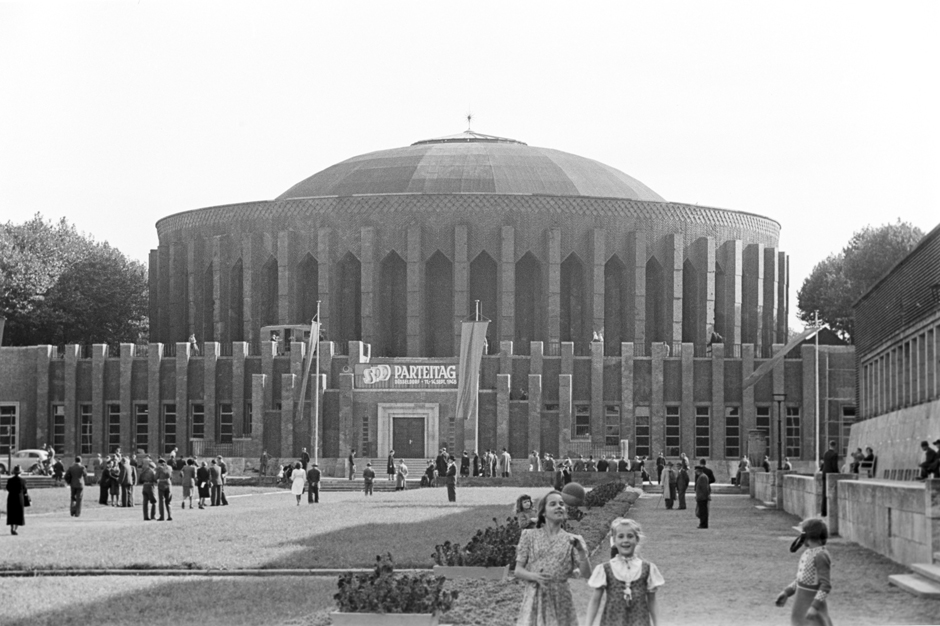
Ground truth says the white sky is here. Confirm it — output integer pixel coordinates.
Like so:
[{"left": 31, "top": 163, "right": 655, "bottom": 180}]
[{"left": 2, "top": 1, "right": 938, "bottom": 331}]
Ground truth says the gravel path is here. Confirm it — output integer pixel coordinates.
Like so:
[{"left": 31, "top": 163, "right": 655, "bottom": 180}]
[{"left": 585, "top": 492, "right": 937, "bottom": 626}]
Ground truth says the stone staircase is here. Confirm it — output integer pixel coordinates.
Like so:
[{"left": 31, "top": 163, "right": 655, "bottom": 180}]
[{"left": 889, "top": 554, "right": 940, "bottom": 599}]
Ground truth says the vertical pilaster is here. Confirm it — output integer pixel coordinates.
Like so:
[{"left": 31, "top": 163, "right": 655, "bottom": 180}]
[
  {"left": 500, "top": 341, "right": 514, "bottom": 375},
  {"left": 559, "top": 374, "right": 573, "bottom": 455},
  {"left": 777, "top": 252, "right": 788, "bottom": 343},
  {"left": 742, "top": 343, "right": 756, "bottom": 450},
  {"left": 561, "top": 342, "right": 574, "bottom": 377},
  {"left": 454, "top": 225, "right": 469, "bottom": 352},
  {"left": 407, "top": 225, "right": 423, "bottom": 356},
  {"left": 34, "top": 346, "right": 52, "bottom": 447},
  {"left": 360, "top": 227, "right": 376, "bottom": 347},
  {"left": 763, "top": 248, "right": 778, "bottom": 351},
  {"left": 743, "top": 243, "right": 764, "bottom": 351},
  {"left": 241, "top": 233, "right": 254, "bottom": 346},
  {"left": 204, "top": 342, "right": 219, "bottom": 443},
  {"left": 591, "top": 340, "right": 604, "bottom": 445},
  {"left": 157, "top": 245, "right": 170, "bottom": 342},
  {"left": 530, "top": 342, "right": 544, "bottom": 376},
  {"left": 64, "top": 345, "right": 79, "bottom": 453},
  {"left": 338, "top": 372, "right": 354, "bottom": 461},
  {"left": 169, "top": 242, "right": 185, "bottom": 345},
  {"left": 497, "top": 373, "right": 511, "bottom": 453},
  {"left": 651, "top": 342, "right": 666, "bottom": 456},
  {"left": 148, "top": 343, "right": 163, "bottom": 453},
  {"left": 691, "top": 237, "right": 716, "bottom": 347},
  {"left": 277, "top": 231, "right": 293, "bottom": 324},
  {"left": 591, "top": 229, "right": 605, "bottom": 339},
  {"left": 232, "top": 342, "right": 247, "bottom": 437},
  {"left": 187, "top": 241, "right": 198, "bottom": 334},
  {"left": 627, "top": 232, "right": 647, "bottom": 347},
  {"left": 548, "top": 227, "right": 561, "bottom": 347},
  {"left": 119, "top": 343, "right": 134, "bottom": 452},
  {"left": 681, "top": 341, "right": 694, "bottom": 456},
  {"left": 251, "top": 374, "right": 266, "bottom": 447},
  {"left": 500, "top": 226, "right": 515, "bottom": 343},
  {"left": 91, "top": 344, "right": 107, "bottom": 454},
  {"left": 721, "top": 240, "right": 743, "bottom": 346},
  {"left": 528, "top": 374, "right": 542, "bottom": 455},
  {"left": 771, "top": 343, "right": 785, "bottom": 466},
  {"left": 175, "top": 342, "right": 191, "bottom": 454},
  {"left": 261, "top": 337, "right": 275, "bottom": 409},
  {"left": 711, "top": 342, "right": 725, "bottom": 460},
  {"left": 149, "top": 250, "right": 161, "bottom": 342},
  {"left": 212, "top": 236, "right": 223, "bottom": 341},
  {"left": 280, "top": 374, "right": 296, "bottom": 458},
  {"left": 664, "top": 233, "right": 683, "bottom": 344},
  {"left": 620, "top": 343, "right": 634, "bottom": 457},
  {"left": 317, "top": 228, "right": 332, "bottom": 342},
  {"left": 290, "top": 341, "right": 306, "bottom": 456}
]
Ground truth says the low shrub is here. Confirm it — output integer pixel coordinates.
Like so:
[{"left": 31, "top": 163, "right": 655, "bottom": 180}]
[
  {"left": 432, "top": 517, "right": 522, "bottom": 568},
  {"left": 583, "top": 481, "right": 626, "bottom": 508},
  {"left": 335, "top": 553, "right": 458, "bottom": 615}
]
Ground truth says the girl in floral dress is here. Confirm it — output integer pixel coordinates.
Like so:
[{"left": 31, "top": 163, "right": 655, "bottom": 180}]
[
  {"left": 585, "top": 518, "right": 663, "bottom": 626},
  {"left": 514, "top": 490, "right": 591, "bottom": 626}
]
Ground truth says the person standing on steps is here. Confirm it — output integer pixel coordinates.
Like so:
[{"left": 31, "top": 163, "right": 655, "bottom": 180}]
[
  {"left": 395, "top": 459, "right": 408, "bottom": 491},
  {"left": 307, "top": 462, "right": 321, "bottom": 503},
  {"left": 386, "top": 449, "right": 395, "bottom": 481}
]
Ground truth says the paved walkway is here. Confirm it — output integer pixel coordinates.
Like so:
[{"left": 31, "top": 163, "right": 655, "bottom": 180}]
[{"left": 566, "top": 493, "right": 936, "bottom": 626}]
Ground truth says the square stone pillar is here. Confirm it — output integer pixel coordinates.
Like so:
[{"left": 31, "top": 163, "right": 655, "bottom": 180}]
[
  {"left": 561, "top": 341, "right": 574, "bottom": 377},
  {"left": 627, "top": 232, "right": 647, "bottom": 347},
  {"left": 547, "top": 227, "right": 561, "bottom": 347},
  {"left": 559, "top": 374, "right": 573, "bottom": 455},
  {"left": 826, "top": 473, "right": 856, "bottom": 536},
  {"left": 338, "top": 372, "right": 355, "bottom": 463},
  {"left": 317, "top": 228, "right": 332, "bottom": 343},
  {"left": 360, "top": 226, "right": 376, "bottom": 348},
  {"left": 261, "top": 338, "right": 275, "bottom": 409},
  {"left": 91, "top": 344, "right": 107, "bottom": 454},
  {"left": 119, "top": 343, "right": 134, "bottom": 452},
  {"left": 499, "top": 226, "right": 515, "bottom": 344},
  {"left": 251, "top": 374, "right": 266, "bottom": 448},
  {"left": 664, "top": 233, "right": 684, "bottom": 344},
  {"left": 497, "top": 373, "right": 511, "bottom": 453},
  {"left": 620, "top": 343, "right": 634, "bottom": 456},
  {"left": 530, "top": 342, "right": 544, "bottom": 375},
  {"left": 651, "top": 342, "right": 666, "bottom": 456},
  {"left": 742, "top": 243, "right": 764, "bottom": 350},
  {"left": 528, "top": 374, "right": 542, "bottom": 455},
  {"left": 406, "top": 225, "right": 424, "bottom": 356},
  {"left": 175, "top": 342, "right": 191, "bottom": 455},
  {"left": 232, "top": 342, "right": 247, "bottom": 437},
  {"left": 591, "top": 340, "right": 604, "bottom": 445},
  {"left": 762, "top": 247, "right": 778, "bottom": 350},
  {"left": 454, "top": 224, "right": 469, "bottom": 353},
  {"left": 681, "top": 341, "right": 694, "bottom": 455},
  {"left": 711, "top": 343, "right": 725, "bottom": 460},
  {"left": 34, "top": 345, "right": 53, "bottom": 447},
  {"left": 203, "top": 342, "right": 219, "bottom": 443},
  {"left": 280, "top": 374, "right": 296, "bottom": 458},
  {"left": 147, "top": 344, "right": 164, "bottom": 453}
]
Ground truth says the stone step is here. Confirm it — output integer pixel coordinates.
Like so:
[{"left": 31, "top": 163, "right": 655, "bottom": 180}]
[
  {"left": 911, "top": 563, "right": 940, "bottom": 584},
  {"left": 888, "top": 574, "right": 940, "bottom": 598}
]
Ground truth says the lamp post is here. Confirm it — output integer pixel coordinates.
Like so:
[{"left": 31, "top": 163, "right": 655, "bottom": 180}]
[{"left": 773, "top": 392, "right": 786, "bottom": 471}]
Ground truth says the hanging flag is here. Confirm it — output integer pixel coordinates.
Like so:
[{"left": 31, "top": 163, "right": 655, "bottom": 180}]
[
  {"left": 742, "top": 323, "right": 829, "bottom": 389},
  {"left": 295, "top": 320, "right": 321, "bottom": 424},
  {"left": 455, "top": 321, "right": 489, "bottom": 422}
]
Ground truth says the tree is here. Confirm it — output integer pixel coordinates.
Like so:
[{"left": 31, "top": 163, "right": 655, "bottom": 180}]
[
  {"left": 797, "top": 220, "right": 924, "bottom": 342},
  {"left": 0, "top": 214, "right": 148, "bottom": 346}
]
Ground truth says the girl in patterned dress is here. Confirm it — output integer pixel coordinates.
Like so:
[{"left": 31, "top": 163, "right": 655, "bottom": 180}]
[
  {"left": 585, "top": 518, "right": 663, "bottom": 626},
  {"left": 776, "top": 517, "right": 833, "bottom": 626},
  {"left": 514, "top": 490, "right": 592, "bottom": 626}
]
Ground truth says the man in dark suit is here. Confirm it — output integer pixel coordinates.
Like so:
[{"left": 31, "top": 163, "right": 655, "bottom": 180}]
[
  {"left": 698, "top": 458, "right": 716, "bottom": 484},
  {"left": 155, "top": 458, "right": 173, "bottom": 521},
  {"left": 209, "top": 459, "right": 223, "bottom": 506},
  {"left": 306, "top": 463, "right": 321, "bottom": 503},
  {"left": 597, "top": 455, "right": 609, "bottom": 472},
  {"left": 822, "top": 440, "right": 840, "bottom": 515},
  {"left": 920, "top": 441, "right": 939, "bottom": 479},
  {"left": 65, "top": 456, "right": 88, "bottom": 517},
  {"left": 217, "top": 455, "right": 229, "bottom": 505},
  {"left": 120, "top": 456, "right": 135, "bottom": 508},
  {"left": 445, "top": 455, "right": 457, "bottom": 502},
  {"left": 435, "top": 448, "right": 448, "bottom": 486},
  {"left": 694, "top": 465, "right": 711, "bottom": 529},
  {"left": 138, "top": 460, "right": 157, "bottom": 521},
  {"left": 617, "top": 456, "right": 629, "bottom": 472},
  {"left": 300, "top": 448, "right": 310, "bottom": 472}
]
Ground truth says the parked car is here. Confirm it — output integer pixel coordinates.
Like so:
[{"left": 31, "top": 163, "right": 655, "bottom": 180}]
[{"left": 0, "top": 449, "right": 50, "bottom": 475}]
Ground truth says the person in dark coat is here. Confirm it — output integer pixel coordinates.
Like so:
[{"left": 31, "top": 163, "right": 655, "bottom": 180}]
[
  {"left": 445, "top": 456, "right": 457, "bottom": 502},
  {"left": 472, "top": 451, "right": 481, "bottom": 477},
  {"left": 460, "top": 451, "right": 470, "bottom": 477},
  {"left": 300, "top": 448, "right": 310, "bottom": 472},
  {"left": 64, "top": 456, "right": 88, "bottom": 517},
  {"left": 98, "top": 461, "right": 111, "bottom": 505},
  {"left": 656, "top": 452, "right": 666, "bottom": 484},
  {"left": 435, "top": 448, "right": 448, "bottom": 486},
  {"left": 5, "top": 466, "right": 27, "bottom": 535},
  {"left": 697, "top": 458, "right": 716, "bottom": 484},
  {"left": 307, "top": 463, "right": 321, "bottom": 503},
  {"left": 676, "top": 464, "right": 690, "bottom": 510},
  {"left": 695, "top": 466, "right": 711, "bottom": 529},
  {"left": 386, "top": 450, "right": 395, "bottom": 481},
  {"left": 920, "top": 440, "right": 940, "bottom": 479},
  {"left": 209, "top": 459, "right": 223, "bottom": 506},
  {"left": 821, "top": 440, "right": 840, "bottom": 516},
  {"left": 196, "top": 461, "right": 210, "bottom": 509},
  {"left": 664, "top": 462, "right": 677, "bottom": 509}
]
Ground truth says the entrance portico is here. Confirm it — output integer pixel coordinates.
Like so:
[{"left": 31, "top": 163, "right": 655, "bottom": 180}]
[{"left": 377, "top": 403, "right": 440, "bottom": 459}]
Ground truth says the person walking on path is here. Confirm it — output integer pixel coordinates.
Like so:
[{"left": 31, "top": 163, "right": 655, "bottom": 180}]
[
  {"left": 5, "top": 466, "right": 27, "bottom": 535},
  {"left": 694, "top": 466, "right": 711, "bottom": 529},
  {"left": 363, "top": 462, "right": 375, "bottom": 496},
  {"left": 514, "top": 490, "right": 592, "bottom": 625},
  {"left": 216, "top": 455, "right": 229, "bottom": 505},
  {"left": 307, "top": 462, "right": 320, "bottom": 503},
  {"left": 139, "top": 460, "right": 157, "bottom": 521},
  {"left": 386, "top": 449, "right": 395, "bottom": 481},
  {"left": 676, "top": 464, "right": 690, "bottom": 510},
  {"left": 585, "top": 517, "right": 664, "bottom": 626},
  {"left": 776, "top": 517, "right": 834, "bottom": 626},
  {"left": 64, "top": 456, "right": 87, "bottom": 517},
  {"left": 445, "top": 455, "right": 457, "bottom": 502},
  {"left": 155, "top": 458, "right": 173, "bottom": 521},
  {"left": 289, "top": 462, "right": 305, "bottom": 505}
]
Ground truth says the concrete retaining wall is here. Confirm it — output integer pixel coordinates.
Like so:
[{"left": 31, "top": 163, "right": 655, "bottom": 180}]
[
  {"left": 782, "top": 474, "right": 820, "bottom": 521},
  {"left": 847, "top": 399, "right": 940, "bottom": 478}
]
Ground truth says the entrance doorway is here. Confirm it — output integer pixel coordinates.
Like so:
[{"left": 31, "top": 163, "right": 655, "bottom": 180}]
[{"left": 393, "top": 418, "right": 425, "bottom": 458}]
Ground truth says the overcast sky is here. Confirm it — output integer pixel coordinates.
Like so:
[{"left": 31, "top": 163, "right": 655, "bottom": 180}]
[{"left": 2, "top": 1, "right": 937, "bottom": 330}]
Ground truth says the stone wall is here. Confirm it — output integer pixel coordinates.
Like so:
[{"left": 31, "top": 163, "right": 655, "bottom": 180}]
[
  {"left": 847, "top": 398, "right": 940, "bottom": 479},
  {"left": 782, "top": 474, "right": 820, "bottom": 521}
]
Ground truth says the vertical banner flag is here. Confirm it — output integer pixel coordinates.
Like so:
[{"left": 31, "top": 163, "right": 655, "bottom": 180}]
[
  {"left": 455, "top": 321, "right": 489, "bottom": 422},
  {"left": 296, "top": 321, "right": 321, "bottom": 424}
]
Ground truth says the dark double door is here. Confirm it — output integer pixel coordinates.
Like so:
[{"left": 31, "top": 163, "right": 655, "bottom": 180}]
[{"left": 392, "top": 417, "right": 424, "bottom": 458}]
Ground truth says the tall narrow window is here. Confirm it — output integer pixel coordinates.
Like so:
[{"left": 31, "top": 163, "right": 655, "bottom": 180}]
[
  {"left": 574, "top": 403, "right": 590, "bottom": 439},
  {"left": 80, "top": 404, "right": 93, "bottom": 455},
  {"left": 191, "top": 404, "right": 205, "bottom": 440},
  {"left": 725, "top": 406, "right": 741, "bottom": 459},
  {"left": 135, "top": 404, "right": 149, "bottom": 453},
  {"left": 244, "top": 402, "right": 253, "bottom": 436},
  {"left": 108, "top": 404, "right": 121, "bottom": 452},
  {"left": 163, "top": 404, "right": 177, "bottom": 453},
  {"left": 605, "top": 405, "right": 621, "bottom": 447},
  {"left": 218, "top": 403, "right": 233, "bottom": 444},
  {"left": 361, "top": 415, "right": 370, "bottom": 456},
  {"left": 52, "top": 404, "right": 66, "bottom": 454},
  {"left": 635, "top": 406, "right": 651, "bottom": 458},
  {"left": 665, "top": 406, "right": 680, "bottom": 456},
  {"left": 695, "top": 406, "right": 710, "bottom": 458},
  {"left": 0, "top": 404, "right": 18, "bottom": 455},
  {"left": 756, "top": 406, "right": 771, "bottom": 445},
  {"left": 785, "top": 406, "right": 801, "bottom": 458}
]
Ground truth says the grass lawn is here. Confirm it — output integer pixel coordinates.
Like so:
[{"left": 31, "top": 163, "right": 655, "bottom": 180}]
[{"left": 0, "top": 484, "right": 542, "bottom": 570}]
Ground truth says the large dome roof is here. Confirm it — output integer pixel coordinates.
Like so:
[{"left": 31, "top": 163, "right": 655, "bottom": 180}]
[{"left": 277, "top": 131, "right": 665, "bottom": 202}]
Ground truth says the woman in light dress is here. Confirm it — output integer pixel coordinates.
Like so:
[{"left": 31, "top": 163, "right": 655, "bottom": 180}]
[
  {"left": 290, "top": 461, "right": 306, "bottom": 505},
  {"left": 395, "top": 459, "right": 409, "bottom": 491}
]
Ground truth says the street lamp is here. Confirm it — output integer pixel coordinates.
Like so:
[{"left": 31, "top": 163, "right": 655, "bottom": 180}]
[{"left": 773, "top": 392, "right": 786, "bottom": 471}]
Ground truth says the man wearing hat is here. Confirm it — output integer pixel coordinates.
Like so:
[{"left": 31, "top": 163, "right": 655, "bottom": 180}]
[
  {"left": 306, "top": 462, "right": 321, "bottom": 503},
  {"left": 920, "top": 440, "right": 940, "bottom": 480}
]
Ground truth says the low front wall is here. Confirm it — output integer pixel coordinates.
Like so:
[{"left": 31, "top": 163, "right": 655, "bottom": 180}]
[
  {"left": 782, "top": 474, "right": 820, "bottom": 521},
  {"left": 837, "top": 479, "right": 937, "bottom": 567}
]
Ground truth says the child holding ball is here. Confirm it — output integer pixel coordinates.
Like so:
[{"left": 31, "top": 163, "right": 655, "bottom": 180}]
[
  {"left": 585, "top": 518, "right": 663, "bottom": 626},
  {"left": 776, "top": 517, "right": 833, "bottom": 626}
]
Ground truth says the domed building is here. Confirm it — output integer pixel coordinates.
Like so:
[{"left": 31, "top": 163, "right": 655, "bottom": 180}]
[{"left": 0, "top": 130, "right": 857, "bottom": 479}]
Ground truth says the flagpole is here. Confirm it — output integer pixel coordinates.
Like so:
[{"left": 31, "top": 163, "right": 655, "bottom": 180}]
[
  {"left": 313, "top": 301, "right": 321, "bottom": 466},
  {"left": 815, "top": 310, "right": 820, "bottom": 465}
]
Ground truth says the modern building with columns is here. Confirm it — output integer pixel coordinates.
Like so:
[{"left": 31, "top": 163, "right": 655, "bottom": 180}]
[{"left": 0, "top": 130, "right": 856, "bottom": 473}]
